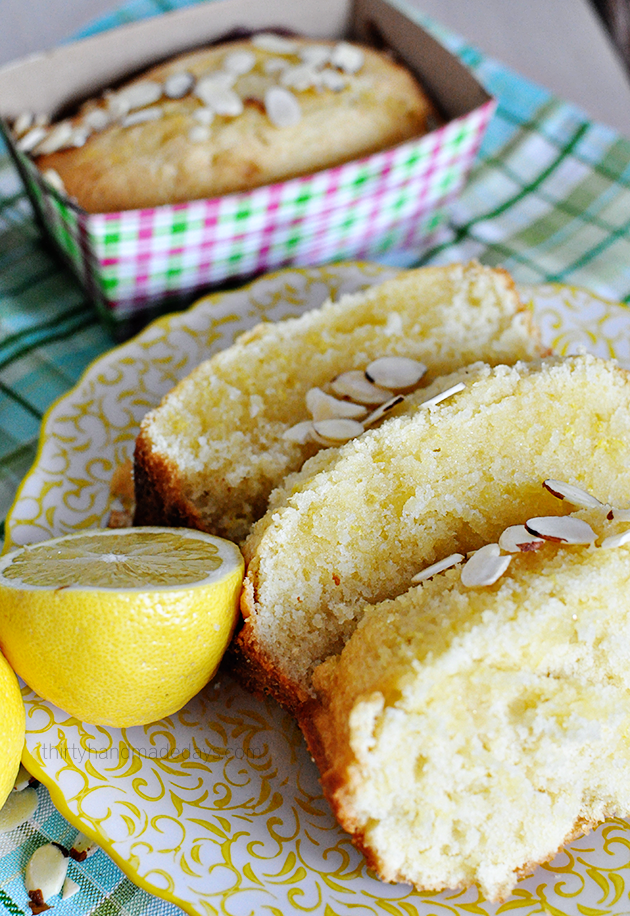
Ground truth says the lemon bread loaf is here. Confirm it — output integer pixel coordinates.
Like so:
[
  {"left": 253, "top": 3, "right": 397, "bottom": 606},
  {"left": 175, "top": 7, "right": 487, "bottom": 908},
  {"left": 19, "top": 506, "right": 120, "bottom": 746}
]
[
  {"left": 26, "top": 36, "right": 436, "bottom": 212},
  {"left": 300, "top": 511, "right": 630, "bottom": 901},
  {"left": 234, "top": 354, "right": 630, "bottom": 711},
  {"left": 134, "top": 262, "right": 543, "bottom": 543}
]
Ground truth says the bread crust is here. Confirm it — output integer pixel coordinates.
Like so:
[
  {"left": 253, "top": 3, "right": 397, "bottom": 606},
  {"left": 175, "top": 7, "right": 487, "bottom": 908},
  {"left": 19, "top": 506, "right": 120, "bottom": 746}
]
[
  {"left": 221, "top": 577, "right": 310, "bottom": 713},
  {"left": 133, "top": 429, "right": 206, "bottom": 530},
  {"left": 35, "top": 38, "right": 436, "bottom": 213}
]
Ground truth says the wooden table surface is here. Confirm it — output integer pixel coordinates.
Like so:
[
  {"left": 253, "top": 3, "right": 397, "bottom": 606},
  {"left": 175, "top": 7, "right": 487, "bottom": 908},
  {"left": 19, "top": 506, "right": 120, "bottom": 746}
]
[{"left": 2, "top": 0, "right": 630, "bottom": 136}]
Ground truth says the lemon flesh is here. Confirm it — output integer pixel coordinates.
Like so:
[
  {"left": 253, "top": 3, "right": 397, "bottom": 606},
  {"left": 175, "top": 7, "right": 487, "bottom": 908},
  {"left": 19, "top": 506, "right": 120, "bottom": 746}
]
[
  {"left": 0, "top": 651, "right": 25, "bottom": 808},
  {"left": 0, "top": 528, "right": 244, "bottom": 728}
]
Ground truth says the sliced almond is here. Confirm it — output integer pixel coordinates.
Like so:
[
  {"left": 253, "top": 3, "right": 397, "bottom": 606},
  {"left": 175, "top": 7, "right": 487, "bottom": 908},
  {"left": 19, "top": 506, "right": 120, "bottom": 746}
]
[
  {"left": 461, "top": 544, "right": 511, "bottom": 588},
  {"left": 195, "top": 80, "right": 243, "bottom": 116},
  {"left": 365, "top": 356, "right": 427, "bottom": 390},
  {"left": 117, "top": 80, "right": 163, "bottom": 111},
  {"left": 305, "top": 387, "right": 367, "bottom": 421},
  {"left": 121, "top": 107, "right": 163, "bottom": 128},
  {"left": 300, "top": 44, "right": 332, "bottom": 68},
  {"left": 320, "top": 68, "right": 347, "bottom": 91},
  {"left": 282, "top": 420, "right": 314, "bottom": 444},
  {"left": 600, "top": 529, "right": 630, "bottom": 549},
  {"left": 104, "top": 91, "right": 130, "bottom": 120},
  {"left": 164, "top": 71, "right": 195, "bottom": 99},
  {"left": 17, "top": 126, "right": 49, "bottom": 153},
  {"left": 542, "top": 479, "right": 604, "bottom": 509},
  {"left": 264, "top": 86, "right": 301, "bottom": 128},
  {"left": 609, "top": 507, "right": 630, "bottom": 522},
  {"left": 524, "top": 516, "right": 596, "bottom": 544},
  {"left": 70, "top": 127, "right": 90, "bottom": 148},
  {"left": 13, "top": 112, "right": 34, "bottom": 138},
  {"left": 419, "top": 381, "right": 466, "bottom": 409},
  {"left": 42, "top": 169, "right": 66, "bottom": 194},
  {"left": 0, "top": 786, "right": 38, "bottom": 833},
  {"left": 210, "top": 88, "right": 244, "bottom": 118},
  {"left": 311, "top": 418, "right": 364, "bottom": 445},
  {"left": 25, "top": 843, "right": 68, "bottom": 909},
  {"left": 330, "top": 370, "right": 392, "bottom": 405},
  {"left": 223, "top": 50, "right": 256, "bottom": 75},
  {"left": 82, "top": 107, "right": 110, "bottom": 132},
  {"left": 68, "top": 831, "right": 99, "bottom": 862},
  {"left": 13, "top": 764, "right": 33, "bottom": 792},
  {"left": 61, "top": 877, "right": 80, "bottom": 901},
  {"left": 235, "top": 73, "right": 274, "bottom": 101},
  {"left": 498, "top": 524, "right": 545, "bottom": 553},
  {"left": 411, "top": 553, "right": 464, "bottom": 583},
  {"left": 34, "top": 121, "right": 74, "bottom": 154},
  {"left": 193, "top": 107, "right": 215, "bottom": 125},
  {"left": 330, "top": 41, "right": 364, "bottom": 74},
  {"left": 251, "top": 33, "right": 299, "bottom": 54},
  {"left": 197, "top": 70, "right": 236, "bottom": 91},
  {"left": 363, "top": 395, "right": 405, "bottom": 428},
  {"left": 280, "top": 64, "right": 321, "bottom": 92}
]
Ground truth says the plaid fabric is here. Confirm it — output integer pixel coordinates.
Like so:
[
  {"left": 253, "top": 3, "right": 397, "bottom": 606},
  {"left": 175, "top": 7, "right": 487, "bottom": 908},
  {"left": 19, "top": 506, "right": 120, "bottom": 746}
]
[
  {"left": 1, "top": 0, "right": 630, "bottom": 913},
  {"left": 0, "top": 785, "right": 177, "bottom": 916}
]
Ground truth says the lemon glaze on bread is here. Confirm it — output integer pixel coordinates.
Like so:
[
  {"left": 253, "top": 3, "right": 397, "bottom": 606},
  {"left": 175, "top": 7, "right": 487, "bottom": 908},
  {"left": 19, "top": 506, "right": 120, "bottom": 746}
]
[
  {"left": 300, "top": 515, "right": 630, "bottom": 901},
  {"left": 134, "top": 262, "right": 544, "bottom": 544},
  {"left": 33, "top": 37, "right": 436, "bottom": 212},
  {"left": 234, "top": 353, "right": 630, "bottom": 711}
]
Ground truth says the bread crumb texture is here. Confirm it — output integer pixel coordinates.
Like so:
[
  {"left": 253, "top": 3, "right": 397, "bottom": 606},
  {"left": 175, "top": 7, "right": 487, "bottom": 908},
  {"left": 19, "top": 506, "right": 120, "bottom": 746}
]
[
  {"left": 134, "top": 261, "right": 542, "bottom": 542},
  {"left": 238, "top": 353, "right": 630, "bottom": 707},
  {"left": 304, "top": 525, "right": 630, "bottom": 901}
]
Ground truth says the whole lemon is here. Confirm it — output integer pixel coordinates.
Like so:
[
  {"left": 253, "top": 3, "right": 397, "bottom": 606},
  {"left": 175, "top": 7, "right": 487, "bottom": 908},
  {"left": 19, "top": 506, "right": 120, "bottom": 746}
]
[
  {"left": 0, "top": 651, "right": 25, "bottom": 808},
  {"left": 0, "top": 527, "right": 244, "bottom": 728}
]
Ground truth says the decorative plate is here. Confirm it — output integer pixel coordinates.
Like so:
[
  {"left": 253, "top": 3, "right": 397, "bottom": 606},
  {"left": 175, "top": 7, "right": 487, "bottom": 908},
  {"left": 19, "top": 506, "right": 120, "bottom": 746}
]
[{"left": 5, "top": 263, "right": 630, "bottom": 916}]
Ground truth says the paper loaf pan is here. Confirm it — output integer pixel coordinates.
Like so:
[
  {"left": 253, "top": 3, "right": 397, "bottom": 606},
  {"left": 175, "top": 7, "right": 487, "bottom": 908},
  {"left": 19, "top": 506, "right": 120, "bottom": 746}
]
[{"left": 0, "top": 0, "right": 495, "bottom": 338}]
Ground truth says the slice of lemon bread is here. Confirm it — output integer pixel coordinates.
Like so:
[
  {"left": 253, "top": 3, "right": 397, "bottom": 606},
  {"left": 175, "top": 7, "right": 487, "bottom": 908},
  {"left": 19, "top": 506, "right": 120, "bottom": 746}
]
[
  {"left": 234, "top": 354, "right": 630, "bottom": 711},
  {"left": 134, "top": 262, "right": 543, "bottom": 543},
  {"left": 300, "top": 511, "right": 630, "bottom": 901}
]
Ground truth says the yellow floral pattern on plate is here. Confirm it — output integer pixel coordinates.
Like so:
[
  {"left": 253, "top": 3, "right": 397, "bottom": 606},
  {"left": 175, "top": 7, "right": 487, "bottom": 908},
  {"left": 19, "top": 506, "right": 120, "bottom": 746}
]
[{"left": 5, "top": 265, "right": 630, "bottom": 916}]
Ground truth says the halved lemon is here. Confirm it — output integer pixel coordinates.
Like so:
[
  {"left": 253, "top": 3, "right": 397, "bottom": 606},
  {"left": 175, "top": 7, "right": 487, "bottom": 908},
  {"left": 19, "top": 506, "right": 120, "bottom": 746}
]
[
  {"left": 0, "top": 651, "right": 25, "bottom": 809},
  {"left": 0, "top": 528, "right": 244, "bottom": 728}
]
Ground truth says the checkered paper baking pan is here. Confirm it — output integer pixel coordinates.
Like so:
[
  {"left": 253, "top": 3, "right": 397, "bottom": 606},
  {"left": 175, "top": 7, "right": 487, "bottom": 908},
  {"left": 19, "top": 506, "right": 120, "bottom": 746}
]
[
  {"left": 0, "top": 0, "right": 496, "bottom": 338},
  {"left": 5, "top": 108, "right": 492, "bottom": 339}
]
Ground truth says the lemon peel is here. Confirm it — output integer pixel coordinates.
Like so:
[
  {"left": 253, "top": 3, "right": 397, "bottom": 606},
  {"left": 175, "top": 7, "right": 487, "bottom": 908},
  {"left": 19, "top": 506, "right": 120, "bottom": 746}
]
[
  {"left": 0, "top": 651, "right": 25, "bottom": 809},
  {"left": 0, "top": 527, "right": 244, "bottom": 728}
]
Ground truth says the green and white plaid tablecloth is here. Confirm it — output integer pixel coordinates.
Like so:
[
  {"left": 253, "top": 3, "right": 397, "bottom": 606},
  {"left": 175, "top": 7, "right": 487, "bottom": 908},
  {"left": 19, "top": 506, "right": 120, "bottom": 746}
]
[{"left": 1, "top": 0, "right": 630, "bottom": 913}]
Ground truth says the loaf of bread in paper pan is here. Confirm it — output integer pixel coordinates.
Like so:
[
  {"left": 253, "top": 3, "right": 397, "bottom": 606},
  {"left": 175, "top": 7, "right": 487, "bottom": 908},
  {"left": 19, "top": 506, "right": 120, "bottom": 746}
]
[{"left": 33, "top": 36, "right": 437, "bottom": 212}]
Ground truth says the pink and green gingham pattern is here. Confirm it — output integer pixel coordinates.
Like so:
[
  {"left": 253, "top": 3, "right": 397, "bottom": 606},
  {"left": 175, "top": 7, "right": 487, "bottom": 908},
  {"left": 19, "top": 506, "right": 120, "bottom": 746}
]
[{"left": 3, "top": 99, "right": 495, "bottom": 334}]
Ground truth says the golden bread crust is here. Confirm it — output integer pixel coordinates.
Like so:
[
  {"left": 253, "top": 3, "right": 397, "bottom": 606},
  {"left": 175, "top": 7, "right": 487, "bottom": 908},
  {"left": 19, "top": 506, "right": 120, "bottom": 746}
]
[
  {"left": 35, "top": 38, "right": 436, "bottom": 212},
  {"left": 133, "top": 429, "right": 205, "bottom": 530}
]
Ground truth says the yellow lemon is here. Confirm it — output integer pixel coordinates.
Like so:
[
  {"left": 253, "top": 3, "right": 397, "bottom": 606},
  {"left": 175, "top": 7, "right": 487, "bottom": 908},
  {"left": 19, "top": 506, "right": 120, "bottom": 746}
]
[
  {"left": 0, "top": 527, "right": 244, "bottom": 728},
  {"left": 0, "top": 650, "right": 25, "bottom": 808}
]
